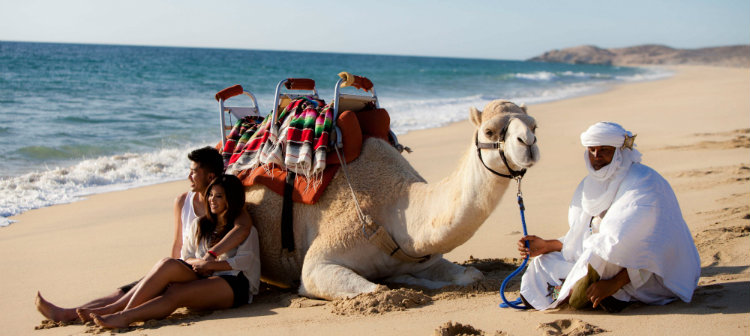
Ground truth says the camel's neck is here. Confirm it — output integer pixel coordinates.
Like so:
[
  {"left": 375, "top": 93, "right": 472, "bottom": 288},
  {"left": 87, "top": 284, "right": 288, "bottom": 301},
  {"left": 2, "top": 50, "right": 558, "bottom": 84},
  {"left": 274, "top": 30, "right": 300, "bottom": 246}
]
[{"left": 406, "top": 138, "right": 512, "bottom": 255}]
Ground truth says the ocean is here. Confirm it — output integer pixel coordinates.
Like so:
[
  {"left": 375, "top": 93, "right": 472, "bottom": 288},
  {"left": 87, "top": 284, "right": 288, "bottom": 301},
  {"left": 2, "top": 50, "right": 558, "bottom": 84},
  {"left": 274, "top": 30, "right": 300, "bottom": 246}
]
[{"left": 0, "top": 41, "right": 671, "bottom": 226}]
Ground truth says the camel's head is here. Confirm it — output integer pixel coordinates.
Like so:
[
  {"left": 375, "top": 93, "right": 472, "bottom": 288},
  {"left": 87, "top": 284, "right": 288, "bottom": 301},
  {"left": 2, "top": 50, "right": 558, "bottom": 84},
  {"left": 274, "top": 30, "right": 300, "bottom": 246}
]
[{"left": 470, "top": 100, "right": 540, "bottom": 175}]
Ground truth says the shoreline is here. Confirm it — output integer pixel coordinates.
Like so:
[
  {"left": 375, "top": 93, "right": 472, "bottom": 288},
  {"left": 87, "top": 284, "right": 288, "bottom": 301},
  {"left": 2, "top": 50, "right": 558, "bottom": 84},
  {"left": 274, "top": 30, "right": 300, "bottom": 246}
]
[{"left": 3, "top": 65, "right": 748, "bottom": 335}]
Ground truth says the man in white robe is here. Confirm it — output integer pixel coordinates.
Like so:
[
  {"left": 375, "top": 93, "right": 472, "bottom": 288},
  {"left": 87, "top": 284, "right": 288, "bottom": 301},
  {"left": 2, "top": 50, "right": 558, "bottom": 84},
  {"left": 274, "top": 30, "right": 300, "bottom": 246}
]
[{"left": 518, "top": 122, "right": 700, "bottom": 312}]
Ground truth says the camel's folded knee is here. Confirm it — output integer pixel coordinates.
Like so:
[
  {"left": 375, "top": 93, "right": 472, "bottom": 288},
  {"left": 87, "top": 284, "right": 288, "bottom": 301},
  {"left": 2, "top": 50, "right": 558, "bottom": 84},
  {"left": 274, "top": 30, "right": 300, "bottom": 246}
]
[{"left": 299, "top": 262, "right": 380, "bottom": 300}]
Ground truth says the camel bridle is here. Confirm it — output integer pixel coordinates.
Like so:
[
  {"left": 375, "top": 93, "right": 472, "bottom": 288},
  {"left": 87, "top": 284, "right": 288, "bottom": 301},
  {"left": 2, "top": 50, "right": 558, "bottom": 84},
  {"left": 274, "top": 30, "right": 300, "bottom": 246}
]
[{"left": 475, "top": 117, "right": 528, "bottom": 179}]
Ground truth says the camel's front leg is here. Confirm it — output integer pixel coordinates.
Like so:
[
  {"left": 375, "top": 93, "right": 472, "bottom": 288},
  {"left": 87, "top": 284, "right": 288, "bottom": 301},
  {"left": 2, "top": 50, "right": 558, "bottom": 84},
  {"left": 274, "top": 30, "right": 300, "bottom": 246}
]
[
  {"left": 386, "top": 257, "right": 483, "bottom": 289},
  {"left": 298, "top": 251, "right": 381, "bottom": 300}
]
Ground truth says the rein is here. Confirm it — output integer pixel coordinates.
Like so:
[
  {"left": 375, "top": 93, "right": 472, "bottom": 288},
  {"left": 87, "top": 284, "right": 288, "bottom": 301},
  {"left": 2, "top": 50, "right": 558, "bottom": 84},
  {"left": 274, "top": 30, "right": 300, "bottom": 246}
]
[{"left": 498, "top": 177, "right": 531, "bottom": 309}]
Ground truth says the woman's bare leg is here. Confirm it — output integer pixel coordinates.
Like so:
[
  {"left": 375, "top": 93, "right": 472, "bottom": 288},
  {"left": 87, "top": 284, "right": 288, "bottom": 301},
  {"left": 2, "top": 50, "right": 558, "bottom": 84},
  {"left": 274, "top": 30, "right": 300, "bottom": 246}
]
[
  {"left": 124, "top": 258, "right": 198, "bottom": 311},
  {"left": 36, "top": 290, "right": 125, "bottom": 322},
  {"left": 92, "top": 277, "right": 234, "bottom": 329},
  {"left": 76, "top": 287, "right": 135, "bottom": 322}
]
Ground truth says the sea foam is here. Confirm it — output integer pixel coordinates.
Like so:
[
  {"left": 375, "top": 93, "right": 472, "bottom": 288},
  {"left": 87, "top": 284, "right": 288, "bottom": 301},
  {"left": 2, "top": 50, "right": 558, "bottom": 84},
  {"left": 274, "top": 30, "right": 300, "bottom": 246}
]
[{"left": 0, "top": 147, "right": 193, "bottom": 226}]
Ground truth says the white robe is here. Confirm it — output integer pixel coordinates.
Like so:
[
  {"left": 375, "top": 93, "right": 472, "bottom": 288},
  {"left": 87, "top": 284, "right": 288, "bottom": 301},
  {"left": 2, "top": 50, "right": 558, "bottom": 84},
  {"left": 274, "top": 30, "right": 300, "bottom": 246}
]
[{"left": 520, "top": 163, "right": 700, "bottom": 310}]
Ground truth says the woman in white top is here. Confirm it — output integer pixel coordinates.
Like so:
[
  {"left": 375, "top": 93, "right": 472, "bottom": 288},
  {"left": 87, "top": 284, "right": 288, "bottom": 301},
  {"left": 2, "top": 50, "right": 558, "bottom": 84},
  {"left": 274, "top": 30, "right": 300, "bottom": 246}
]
[{"left": 91, "top": 174, "right": 260, "bottom": 329}]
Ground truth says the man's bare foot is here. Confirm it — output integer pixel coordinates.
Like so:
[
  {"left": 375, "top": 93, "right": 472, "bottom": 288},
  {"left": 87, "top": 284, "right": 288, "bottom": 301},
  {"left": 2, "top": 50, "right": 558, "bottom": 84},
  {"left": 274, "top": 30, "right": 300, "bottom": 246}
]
[
  {"left": 91, "top": 313, "right": 130, "bottom": 329},
  {"left": 76, "top": 305, "right": 117, "bottom": 323},
  {"left": 36, "top": 292, "right": 79, "bottom": 322}
]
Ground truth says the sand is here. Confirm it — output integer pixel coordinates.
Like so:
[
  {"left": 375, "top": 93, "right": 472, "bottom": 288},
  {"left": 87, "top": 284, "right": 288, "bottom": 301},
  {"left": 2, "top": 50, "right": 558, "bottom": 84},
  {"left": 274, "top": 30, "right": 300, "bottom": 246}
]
[{"left": 3, "top": 65, "right": 748, "bottom": 335}]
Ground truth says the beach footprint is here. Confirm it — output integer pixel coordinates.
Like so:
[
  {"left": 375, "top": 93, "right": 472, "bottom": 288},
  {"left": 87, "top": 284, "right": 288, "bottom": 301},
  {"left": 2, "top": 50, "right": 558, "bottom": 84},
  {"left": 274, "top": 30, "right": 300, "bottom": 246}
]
[
  {"left": 537, "top": 318, "right": 606, "bottom": 336},
  {"left": 433, "top": 321, "right": 485, "bottom": 336}
]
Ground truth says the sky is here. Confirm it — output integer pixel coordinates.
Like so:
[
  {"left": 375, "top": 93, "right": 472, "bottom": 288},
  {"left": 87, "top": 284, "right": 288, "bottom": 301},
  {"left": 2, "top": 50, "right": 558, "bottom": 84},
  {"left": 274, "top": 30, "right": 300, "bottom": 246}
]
[{"left": 1, "top": 0, "right": 748, "bottom": 60}]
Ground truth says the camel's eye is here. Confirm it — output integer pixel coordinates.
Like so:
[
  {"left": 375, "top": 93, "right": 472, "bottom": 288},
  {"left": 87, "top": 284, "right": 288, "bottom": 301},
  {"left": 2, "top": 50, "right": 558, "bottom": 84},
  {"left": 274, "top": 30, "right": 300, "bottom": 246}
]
[{"left": 484, "top": 129, "right": 494, "bottom": 138}]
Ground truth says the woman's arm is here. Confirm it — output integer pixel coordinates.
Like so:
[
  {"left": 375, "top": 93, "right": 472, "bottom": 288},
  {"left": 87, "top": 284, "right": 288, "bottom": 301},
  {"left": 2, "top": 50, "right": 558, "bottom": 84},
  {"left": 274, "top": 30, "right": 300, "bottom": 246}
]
[{"left": 187, "top": 258, "right": 233, "bottom": 275}]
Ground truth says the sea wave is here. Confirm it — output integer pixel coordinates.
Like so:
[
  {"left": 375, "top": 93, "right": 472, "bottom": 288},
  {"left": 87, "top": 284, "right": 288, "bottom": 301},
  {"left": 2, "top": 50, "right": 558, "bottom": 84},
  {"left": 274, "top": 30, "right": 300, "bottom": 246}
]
[
  {"left": 384, "top": 82, "right": 610, "bottom": 134},
  {"left": 515, "top": 71, "right": 557, "bottom": 81},
  {"left": 514, "top": 68, "right": 667, "bottom": 82},
  {"left": 0, "top": 147, "right": 193, "bottom": 226},
  {"left": 14, "top": 144, "right": 113, "bottom": 160},
  {"left": 616, "top": 68, "right": 674, "bottom": 81}
]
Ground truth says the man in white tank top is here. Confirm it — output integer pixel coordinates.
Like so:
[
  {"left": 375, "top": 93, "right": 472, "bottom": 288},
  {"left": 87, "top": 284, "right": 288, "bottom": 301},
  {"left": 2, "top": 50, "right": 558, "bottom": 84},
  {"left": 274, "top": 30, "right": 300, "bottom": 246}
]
[{"left": 36, "top": 147, "right": 253, "bottom": 323}]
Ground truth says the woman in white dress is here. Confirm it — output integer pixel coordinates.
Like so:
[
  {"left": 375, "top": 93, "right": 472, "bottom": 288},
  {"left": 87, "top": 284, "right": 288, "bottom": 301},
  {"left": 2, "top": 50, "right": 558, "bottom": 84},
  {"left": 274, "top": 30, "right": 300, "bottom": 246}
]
[{"left": 91, "top": 174, "right": 260, "bottom": 328}]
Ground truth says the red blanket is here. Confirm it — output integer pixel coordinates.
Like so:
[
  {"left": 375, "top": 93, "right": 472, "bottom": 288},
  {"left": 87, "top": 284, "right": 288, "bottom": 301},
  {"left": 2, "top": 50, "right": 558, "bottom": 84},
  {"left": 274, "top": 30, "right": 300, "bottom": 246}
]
[{"left": 236, "top": 165, "right": 339, "bottom": 205}]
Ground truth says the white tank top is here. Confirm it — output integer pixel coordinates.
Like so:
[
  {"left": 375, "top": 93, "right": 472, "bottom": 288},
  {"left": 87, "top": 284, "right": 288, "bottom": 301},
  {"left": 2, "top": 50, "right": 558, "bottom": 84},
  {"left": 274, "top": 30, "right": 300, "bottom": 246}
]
[{"left": 181, "top": 191, "right": 199, "bottom": 236}]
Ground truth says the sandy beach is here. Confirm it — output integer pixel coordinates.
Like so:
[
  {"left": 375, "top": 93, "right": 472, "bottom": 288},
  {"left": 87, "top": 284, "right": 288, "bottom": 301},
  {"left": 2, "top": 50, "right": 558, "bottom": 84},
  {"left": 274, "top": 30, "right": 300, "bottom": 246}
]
[{"left": 4, "top": 65, "right": 748, "bottom": 335}]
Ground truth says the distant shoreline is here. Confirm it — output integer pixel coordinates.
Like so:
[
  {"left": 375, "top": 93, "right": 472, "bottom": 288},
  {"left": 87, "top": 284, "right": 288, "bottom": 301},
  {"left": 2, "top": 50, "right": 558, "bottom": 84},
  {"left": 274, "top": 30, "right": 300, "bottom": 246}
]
[{"left": 528, "top": 44, "right": 750, "bottom": 68}]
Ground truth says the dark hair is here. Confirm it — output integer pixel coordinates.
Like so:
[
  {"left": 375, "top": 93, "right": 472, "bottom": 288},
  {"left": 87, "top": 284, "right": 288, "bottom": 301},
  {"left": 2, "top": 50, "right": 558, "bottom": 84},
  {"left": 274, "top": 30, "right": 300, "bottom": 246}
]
[
  {"left": 196, "top": 174, "right": 246, "bottom": 246},
  {"left": 188, "top": 146, "right": 224, "bottom": 177}
]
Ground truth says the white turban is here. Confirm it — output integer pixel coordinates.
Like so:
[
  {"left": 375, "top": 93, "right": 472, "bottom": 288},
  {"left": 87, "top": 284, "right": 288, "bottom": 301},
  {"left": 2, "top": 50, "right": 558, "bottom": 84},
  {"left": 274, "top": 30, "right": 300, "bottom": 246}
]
[
  {"left": 581, "top": 122, "right": 634, "bottom": 147},
  {"left": 579, "top": 122, "right": 642, "bottom": 215}
]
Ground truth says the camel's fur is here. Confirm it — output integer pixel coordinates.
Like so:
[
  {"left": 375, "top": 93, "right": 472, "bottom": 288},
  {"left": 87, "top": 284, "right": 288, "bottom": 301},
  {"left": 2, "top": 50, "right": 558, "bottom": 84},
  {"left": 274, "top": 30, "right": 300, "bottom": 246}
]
[{"left": 246, "top": 99, "right": 540, "bottom": 300}]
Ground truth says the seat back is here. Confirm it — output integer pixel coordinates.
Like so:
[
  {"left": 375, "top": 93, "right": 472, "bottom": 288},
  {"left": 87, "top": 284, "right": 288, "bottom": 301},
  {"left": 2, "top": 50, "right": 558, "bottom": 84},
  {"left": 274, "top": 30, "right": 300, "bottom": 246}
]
[
  {"left": 331, "top": 72, "right": 400, "bottom": 151},
  {"left": 271, "top": 78, "right": 319, "bottom": 123},
  {"left": 215, "top": 84, "right": 261, "bottom": 148}
]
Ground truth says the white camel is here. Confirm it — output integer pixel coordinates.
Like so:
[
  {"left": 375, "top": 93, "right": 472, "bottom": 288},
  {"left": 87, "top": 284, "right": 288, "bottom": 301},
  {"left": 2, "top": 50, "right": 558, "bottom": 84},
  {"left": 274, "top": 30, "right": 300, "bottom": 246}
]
[{"left": 246, "top": 99, "right": 540, "bottom": 300}]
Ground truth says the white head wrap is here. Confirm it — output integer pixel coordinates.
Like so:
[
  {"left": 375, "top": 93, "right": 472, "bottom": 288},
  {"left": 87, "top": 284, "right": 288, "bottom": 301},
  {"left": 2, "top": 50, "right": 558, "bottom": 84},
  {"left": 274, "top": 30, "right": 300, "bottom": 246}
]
[{"left": 579, "top": 122, "right": 642, "bottom": 215}]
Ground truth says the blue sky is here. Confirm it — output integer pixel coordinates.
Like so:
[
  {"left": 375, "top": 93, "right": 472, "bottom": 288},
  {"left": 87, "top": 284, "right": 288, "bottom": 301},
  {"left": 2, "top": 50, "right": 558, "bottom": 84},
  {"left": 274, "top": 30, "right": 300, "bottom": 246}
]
[{"left": 1, "top": 0, "right": 748, "bottom": 60}]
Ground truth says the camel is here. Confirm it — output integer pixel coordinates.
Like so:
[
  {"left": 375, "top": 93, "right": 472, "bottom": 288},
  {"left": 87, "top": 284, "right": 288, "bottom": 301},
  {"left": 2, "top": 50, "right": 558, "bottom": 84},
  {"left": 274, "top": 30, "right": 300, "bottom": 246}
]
[{"left": 246, "top": 99, "right": 540, "bottom": 300}]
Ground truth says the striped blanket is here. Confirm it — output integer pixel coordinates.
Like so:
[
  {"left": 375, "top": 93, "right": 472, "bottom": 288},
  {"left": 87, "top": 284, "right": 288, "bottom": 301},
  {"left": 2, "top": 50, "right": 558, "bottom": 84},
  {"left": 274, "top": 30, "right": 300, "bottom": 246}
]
[
  {"left": 224, "top": 97, "right": 334, "bottom": 179},
  {"left": 222, "top": 115, "right": 265, "bottom": 166}
]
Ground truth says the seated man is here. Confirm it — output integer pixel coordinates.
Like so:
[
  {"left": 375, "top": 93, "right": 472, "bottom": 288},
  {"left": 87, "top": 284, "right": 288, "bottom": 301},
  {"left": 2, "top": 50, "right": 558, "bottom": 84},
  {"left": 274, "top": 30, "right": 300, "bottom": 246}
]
[
  {"left": 517, "top": 122, "right": 700, "bottom": 312},
  {"left": 36, "top": 146, "right": 253, "bottom": 322}
]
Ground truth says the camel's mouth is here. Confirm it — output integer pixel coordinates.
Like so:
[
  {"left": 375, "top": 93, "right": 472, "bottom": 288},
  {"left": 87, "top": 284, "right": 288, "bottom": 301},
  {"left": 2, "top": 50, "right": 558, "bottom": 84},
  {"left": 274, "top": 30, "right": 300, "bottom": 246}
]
[
  {"left": 511, "top": 157, "right": 536, "bottom": 170},
  {"left": 511, "top": 145, "right": 540, "bottom": 169}
]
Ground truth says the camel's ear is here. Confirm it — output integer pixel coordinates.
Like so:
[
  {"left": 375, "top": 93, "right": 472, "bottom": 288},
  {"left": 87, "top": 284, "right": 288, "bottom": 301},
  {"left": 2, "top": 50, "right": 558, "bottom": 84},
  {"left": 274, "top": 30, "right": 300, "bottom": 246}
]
[
  {"left": 469, "top": 106, "right": 482, "bottom": 126},
  {"left": 519, "top": 103, "right": 528, "bottom": 113}
]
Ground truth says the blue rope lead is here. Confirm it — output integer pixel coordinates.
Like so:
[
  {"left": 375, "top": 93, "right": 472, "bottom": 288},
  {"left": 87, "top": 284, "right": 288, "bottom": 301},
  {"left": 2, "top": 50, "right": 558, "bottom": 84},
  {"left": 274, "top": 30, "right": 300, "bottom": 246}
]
[{"left": 499, "top": 183, "right": 531, "bottom": 309}]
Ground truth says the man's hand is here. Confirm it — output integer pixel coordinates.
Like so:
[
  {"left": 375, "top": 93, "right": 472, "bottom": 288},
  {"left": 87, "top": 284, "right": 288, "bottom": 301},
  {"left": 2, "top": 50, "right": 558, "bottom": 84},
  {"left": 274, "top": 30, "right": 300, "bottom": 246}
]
[
  {"left": 517, "top": 236, "right": 563, "bottom": 258},
  {"left": 586, "top": 269, "right": 630, "bottom": 308}
]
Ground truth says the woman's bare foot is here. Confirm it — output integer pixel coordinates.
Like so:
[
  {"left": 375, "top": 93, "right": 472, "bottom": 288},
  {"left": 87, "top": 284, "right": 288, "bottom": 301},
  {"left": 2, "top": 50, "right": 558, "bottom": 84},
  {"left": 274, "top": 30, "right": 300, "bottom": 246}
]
[
  {"left": 91, "top": 313, "right": 130, "bottom": 329},
  {"left": 36, "top": 292, "right": 79, "bottom": 322}
]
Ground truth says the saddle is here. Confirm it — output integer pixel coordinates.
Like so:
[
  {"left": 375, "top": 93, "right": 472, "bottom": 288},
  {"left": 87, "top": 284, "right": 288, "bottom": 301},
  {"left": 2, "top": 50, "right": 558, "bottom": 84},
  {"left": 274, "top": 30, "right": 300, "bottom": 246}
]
[{"left": 215, "top": 74, "right": 400, "bottom": 254}]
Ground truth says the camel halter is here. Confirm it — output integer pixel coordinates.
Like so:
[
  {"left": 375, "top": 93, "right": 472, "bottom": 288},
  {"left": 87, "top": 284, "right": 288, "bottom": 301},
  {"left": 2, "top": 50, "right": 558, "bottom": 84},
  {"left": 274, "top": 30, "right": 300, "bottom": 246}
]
[{"left": 475, "top": 118, "right": 527, "bottom": 179}]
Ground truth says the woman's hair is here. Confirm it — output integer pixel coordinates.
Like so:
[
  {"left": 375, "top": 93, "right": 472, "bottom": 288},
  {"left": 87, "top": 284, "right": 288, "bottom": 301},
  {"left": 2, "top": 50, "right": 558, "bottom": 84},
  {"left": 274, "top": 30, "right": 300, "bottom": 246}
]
[{"left": 196, "top": 174, "right": 246, "bottom": 247}]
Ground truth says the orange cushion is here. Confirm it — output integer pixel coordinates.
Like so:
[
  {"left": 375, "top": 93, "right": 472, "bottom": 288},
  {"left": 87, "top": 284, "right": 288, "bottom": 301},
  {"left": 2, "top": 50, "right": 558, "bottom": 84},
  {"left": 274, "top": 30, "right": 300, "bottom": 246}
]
[
  {"left": 326, "top": 110, "right": 363, "bottom": 165},
  {"left": 356, "top": 108, "right": 391, "bottom": 141}
]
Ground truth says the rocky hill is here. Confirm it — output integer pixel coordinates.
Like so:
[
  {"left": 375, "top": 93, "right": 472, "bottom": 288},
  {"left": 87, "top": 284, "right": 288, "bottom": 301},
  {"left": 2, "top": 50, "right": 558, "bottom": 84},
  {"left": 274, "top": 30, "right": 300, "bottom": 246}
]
[{"left": 528, "top": 44, "right": 750, "bottom": 67}]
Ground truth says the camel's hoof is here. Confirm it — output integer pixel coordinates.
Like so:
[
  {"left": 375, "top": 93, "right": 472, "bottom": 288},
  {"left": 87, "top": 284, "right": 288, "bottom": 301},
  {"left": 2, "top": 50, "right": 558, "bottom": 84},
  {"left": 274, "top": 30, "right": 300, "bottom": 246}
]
[{"left": 455, "top": 266, "right": 484, "bottom": 285}]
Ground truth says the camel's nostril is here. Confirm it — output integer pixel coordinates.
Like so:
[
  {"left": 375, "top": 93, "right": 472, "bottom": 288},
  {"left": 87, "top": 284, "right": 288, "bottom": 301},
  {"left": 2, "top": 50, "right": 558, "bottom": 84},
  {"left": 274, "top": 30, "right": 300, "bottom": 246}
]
[{"left": 517, "top": 137, "right": 535, "bottom": 146}]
